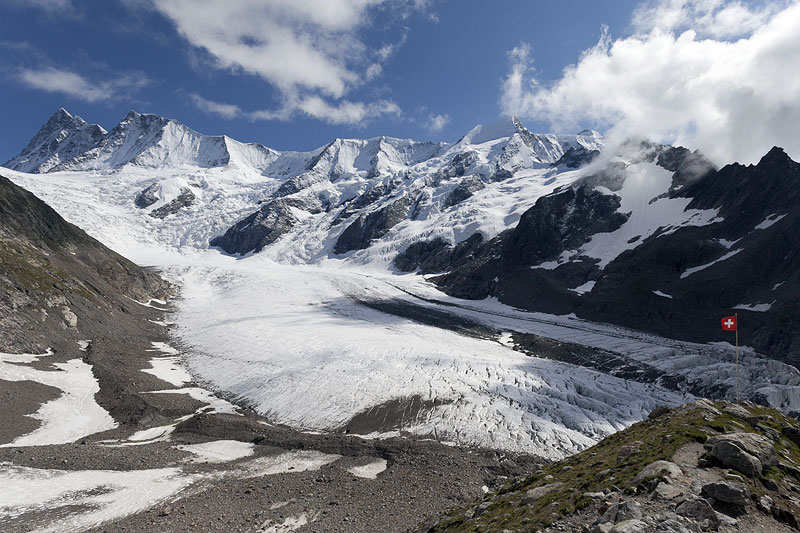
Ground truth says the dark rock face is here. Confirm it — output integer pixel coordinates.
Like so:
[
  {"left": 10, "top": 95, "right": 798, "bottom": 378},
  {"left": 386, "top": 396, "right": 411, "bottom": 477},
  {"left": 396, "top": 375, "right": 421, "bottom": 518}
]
[
  {"left": 432, "top": 151, "right": 477, "bottom": 184},
  {"left": 426, "top": 146, "right": 800, "bottom": 364},
  {"left": 210, "top": 199, "right": 298, "bottom": 255},
  {"left": 394, "top": 233, "right": 484, "bottom": 274},
  {"left": 334, "top": 196, "right": 412, "bottom": 254},
  {"left": 274, "top": 171, "right": 329, "bottom": 198},
  {"left": 0, "top": 174, "right": 171, "bottom": 353},
  {"left": 553, "top": 146, "right": 601, "bottom": 169},
  {"left": 444, "top": 175, "right": 485, "bottom": 208},
  {"left": 134, "top": 183, "right": 160, "bottom": 208},
  {"left": 149, "top": 188, "right": 195, "bottom": 219},
  {"left": 333, "top": 182, "right": 397, "bottom": 225}
]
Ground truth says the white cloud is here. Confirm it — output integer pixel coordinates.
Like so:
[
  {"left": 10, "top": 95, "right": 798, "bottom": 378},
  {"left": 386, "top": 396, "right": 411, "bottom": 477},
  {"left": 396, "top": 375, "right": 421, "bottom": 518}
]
[
  {"left": 427, "top": 113, "right": 450, "bottom": 132},
  {"left": 2, "top": 0, "right": 74, "bottom": 13},
  {"left": 149, "top": 0, "right": 419, "bottom": 126},
  {"left": 501, "top": 0, "right": 800, "bottom": 164},
  {"left": 190, "top": 92, "right": 401, "bottom": 126},
  {"left": 18, "top": 67, "right": 150, "bottom": 103},
  {"left": 188, "top": 93, "right": 242, "bottom": 119}
]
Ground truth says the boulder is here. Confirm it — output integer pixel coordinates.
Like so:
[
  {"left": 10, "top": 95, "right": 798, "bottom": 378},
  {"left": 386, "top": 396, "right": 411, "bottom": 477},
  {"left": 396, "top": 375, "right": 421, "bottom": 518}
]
[
  {"left": 473, "top": 501, "right": 492, "bottom": 517},
  {"left": 597, "top": 500, "right": 642, "bottom": 525},
  {"left": 705, "top": 433, "right": 780, "bottom": 467},
  {"left": 656, "top": 518, "right": 701, "bottom": 532},
  {"left": 708, "top": 441, "right": 762, "bottom": 477},
  {"left": 610, "top": 520, "right": 649, "bottom": 533},
  {"left": 632, "top": 460, "right": 683, "bottom": 486},
  {"left": 649, "top": 405, "right": 670, "bottom": 419},
  {"left": 701, "top": 481, "right": 750, "bottom": 506},
  {"left": 652, "top": 482, "right": 683, "bottom": 501},
  {"left": 782, "top": 425, "right": 800, "bottom": 447},
  {"left": 676, "top": 498, "right": 720, "bottom": 530},
  {"left": 521, "top": 482, "right": 563, "bottom": 505},
  {"left": 722, "top": 404, "right": 752, "bottom": 421}
]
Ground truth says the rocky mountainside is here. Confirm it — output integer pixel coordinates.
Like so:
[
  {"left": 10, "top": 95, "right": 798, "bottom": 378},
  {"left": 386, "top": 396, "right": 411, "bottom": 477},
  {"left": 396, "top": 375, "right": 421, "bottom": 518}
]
[
  {"left": 421, "top": 144, "right": 800, "bottom": 365},
  {"left": 424, "top": 400, "right": 800, "bottom": 532},
  {"left": 0, "top": 173, "right": 170, "bottom": 354}
]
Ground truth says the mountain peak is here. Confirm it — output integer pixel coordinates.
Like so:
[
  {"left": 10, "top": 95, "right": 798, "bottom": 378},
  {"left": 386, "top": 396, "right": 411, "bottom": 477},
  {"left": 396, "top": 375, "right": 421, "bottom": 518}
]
[{"left": 757, "top": 146, "right": 792, "bottom": 167}]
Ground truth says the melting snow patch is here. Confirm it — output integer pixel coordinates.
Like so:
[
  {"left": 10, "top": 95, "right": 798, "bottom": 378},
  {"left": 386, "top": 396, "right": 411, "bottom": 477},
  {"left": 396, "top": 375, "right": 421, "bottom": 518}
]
[
  {"left": 569, "top": 281, "right": 595, "bottom": 295},
  {"left": 0, "top": 464, "right": 197, "bottom": 533},
  {"left": 77, "top": 340, "right": 90, "bottom": 351},
  {"left": 755, "top": 213, "right": 787, "bottom": 230},
  {"left": 0, "top": 352, "right": 117, "bottom": 447},
  {"left": 148, "top": 341, "right": 179, "bottom": 355},
  {"left": 177, "top": 440, "right": 255, "bottom": 463},
  {"left": 142, "top": 356, "right": 192, "bottom": 386},
  {"left": 653, "top": 290, "right": 673, "bottom": 299},
  {"left": 145, "top": 387, "right": 240, "bottom": 415},
  {"left": 680, "top": 249, "right": 742, "bottom": 279},
  {"left": 497, "top": 332, "right": 515, "bottom": 347},
  {"left": 259, "top": 512, "right": 316, "bottom": 533},
  {"left": 237, "top": 450, "right": 341, "bottom": 478},
  {"left": 734, "top": 302, "right": 774, "bottom": 312},
  {"left": 347, "top": 458, "right": 387, "bottom": 479}
]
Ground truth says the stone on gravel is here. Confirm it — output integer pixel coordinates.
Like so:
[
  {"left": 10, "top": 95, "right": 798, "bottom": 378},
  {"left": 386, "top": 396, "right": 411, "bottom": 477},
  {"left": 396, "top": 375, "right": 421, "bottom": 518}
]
[
  {"left": 593, "top": 524, "right": 614, "bottom": 533},
  {"left": 656, "top": 518, "right": 701, "bottom": 532},
  {"left": 597, "top": 500, "right": 642, "bottom": 525},
  {"left": 632, "top": 460, "right": 683, "bottom": 486},
  {"left": 522, "top": 482, "right": 563, "bottom": 505},
  {"left": 610, "top": 519, "right": 649, "bottom": 533},
  {"left": 708, "top": 440, "right": 762, "bottom": 477},
  {"left": 758, "top": 495, "right": 773, "bottom": 513},
  {"left": 474, "top": 501, "right": 493, "bottom": 517},
  {"left": 617, "top": 442, "right": 643, "bottom": 464},
  {"left": 652, "top": 482, "right": 682, "bottom": 501},
  {"left": 705, "top": 433, "right": 780, "bottom": 467},
  {"left": 676, "top": 498, "right": 720, "bottom": 529},
  {"left": 701, "top": 481, "right": 750, "bottom": 506}
]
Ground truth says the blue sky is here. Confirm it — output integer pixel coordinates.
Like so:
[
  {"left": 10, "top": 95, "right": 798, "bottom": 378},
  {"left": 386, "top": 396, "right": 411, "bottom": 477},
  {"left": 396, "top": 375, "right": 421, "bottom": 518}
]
[{"left": 1, "top": 0, "right": 798, "bottom": 165}]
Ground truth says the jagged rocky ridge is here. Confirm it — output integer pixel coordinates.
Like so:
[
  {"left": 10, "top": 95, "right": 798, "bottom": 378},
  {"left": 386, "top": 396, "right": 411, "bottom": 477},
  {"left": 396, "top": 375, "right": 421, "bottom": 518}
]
[{"left": 420, "top": 145, "right": 800, "bottom": 365}]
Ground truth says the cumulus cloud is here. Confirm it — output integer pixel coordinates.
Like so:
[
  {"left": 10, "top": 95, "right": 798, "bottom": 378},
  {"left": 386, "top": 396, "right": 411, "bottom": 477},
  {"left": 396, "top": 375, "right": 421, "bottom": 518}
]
[
  {"left": 18, "top": 67, "right": 150, "bottom": 102},
  {"left": 501, "top": 0, "right": 800, "bottom": 164},
  {"left": 427, "top": 113, "right": 451, "bottom": 132},
  {"left": 149, "top": 0, "right": 418, "bottom": 125}
]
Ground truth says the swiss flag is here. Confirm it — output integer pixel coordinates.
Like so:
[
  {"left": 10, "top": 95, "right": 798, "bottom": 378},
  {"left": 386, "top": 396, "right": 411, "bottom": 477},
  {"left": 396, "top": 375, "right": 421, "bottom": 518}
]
[{"left": 721, "top": 316, "right": 737, "bottom": 331}]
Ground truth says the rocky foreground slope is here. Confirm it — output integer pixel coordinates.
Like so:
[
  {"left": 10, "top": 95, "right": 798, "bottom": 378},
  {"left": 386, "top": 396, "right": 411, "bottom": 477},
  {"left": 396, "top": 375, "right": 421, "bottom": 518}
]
[{"left": 424, "top": 400, "right": 800, "bottom": 532}]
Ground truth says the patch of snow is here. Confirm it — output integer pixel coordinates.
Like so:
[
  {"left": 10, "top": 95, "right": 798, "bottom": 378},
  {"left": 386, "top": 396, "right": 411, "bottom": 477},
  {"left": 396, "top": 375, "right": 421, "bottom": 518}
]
[
  {"left": 653, "top": 290, "right": 673, "bottom": 299},
  {"left": 77, "top": 339, "right": 90, "bottom": 351},
  {"left": 680, "top": 248, "right": 742, "bottom": 279},
  {"left": 0, "top": 352, "right": 117, "bottom": 447},
  {"left": 755, "top": 213, "right": 787, "bottom": 230},
  {"left": 718, "top": 238, "right": 741, "bottom": 249},
  {"left": 734, "top": 302, "right": 774, "bottom": 312},
  {"left": 497, "top": 332, "right": 515, "bottom": 347},
  {"left": 773, "top": 281, "right": 785, "bottom": 291},
  {"left": 237, "top": 450, "right": 341, "bottom": 478},
  {"left": 177, "top": 440, "right": 255, "bottom": 463},
  {"left": 569, "top": 281, "right": 595, "bottom": 295},
  {"left": 260, "top": 512, "right": 316, "bottom": 533},
  {"left": 0, "top": 464, "right": 197, "bottom": 533},
  {"left": 145, "top": 387, "right": 240, "bottom": 416},
  {"left": 347, "top": 458, "right": 387, "bottom": 479},
  {"left": 142, "top": 356, "right": 192, "bottom": 386},
  {"left": 148, "top": 341, "right": 179, "bottom": 355}
]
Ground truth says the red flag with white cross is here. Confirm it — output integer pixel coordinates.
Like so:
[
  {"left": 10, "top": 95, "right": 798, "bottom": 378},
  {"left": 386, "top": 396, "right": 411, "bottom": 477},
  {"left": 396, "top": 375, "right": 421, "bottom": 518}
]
[{"left": 721, "top": 315, "right": 737, "bottom": 331}]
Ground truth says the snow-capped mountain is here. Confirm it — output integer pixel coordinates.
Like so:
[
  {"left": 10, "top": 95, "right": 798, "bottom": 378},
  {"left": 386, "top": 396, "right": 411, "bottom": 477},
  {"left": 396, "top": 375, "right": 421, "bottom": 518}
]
[
  {"left": 4, "top": 108, "right": 106, "bottom": 173},
  {"left": 4, "top": 109, "right": 799, "bottom": 457}
]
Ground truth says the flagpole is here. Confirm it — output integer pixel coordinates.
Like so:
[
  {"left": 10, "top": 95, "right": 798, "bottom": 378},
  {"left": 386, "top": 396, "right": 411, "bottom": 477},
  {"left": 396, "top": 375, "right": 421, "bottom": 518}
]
[{"left": 735, "top": 312, "right": 740, "bottom": 404}]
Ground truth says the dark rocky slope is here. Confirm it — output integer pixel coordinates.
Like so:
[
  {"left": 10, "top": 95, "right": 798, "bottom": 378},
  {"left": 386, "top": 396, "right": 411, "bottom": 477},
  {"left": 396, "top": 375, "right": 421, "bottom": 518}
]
[
  {"left": 424, "top": 400, "right": 800, "bottom": 532},
  {"left": 413, "top": 147, "right": 800, "bottom": 365},
  {"left": 0, "top": 173, "right": 171, "bottom": 354}
]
